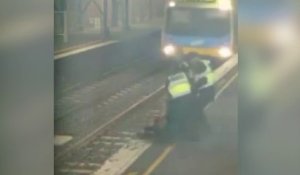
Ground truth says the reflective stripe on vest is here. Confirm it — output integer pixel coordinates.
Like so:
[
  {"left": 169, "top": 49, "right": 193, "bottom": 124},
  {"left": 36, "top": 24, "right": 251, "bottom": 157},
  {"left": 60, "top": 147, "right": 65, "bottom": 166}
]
[{"left": 168, "top": 72, "right": 192, "bottom": 99}]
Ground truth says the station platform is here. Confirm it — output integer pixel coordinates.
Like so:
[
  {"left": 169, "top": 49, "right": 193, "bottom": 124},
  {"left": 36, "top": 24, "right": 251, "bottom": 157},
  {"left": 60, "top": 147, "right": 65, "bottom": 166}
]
[
  {"left": 123, "top": 79, "right": 238, "bottom": 175},
  {"left": 54, "top": 18, "right": 163, "bottom": 57}
]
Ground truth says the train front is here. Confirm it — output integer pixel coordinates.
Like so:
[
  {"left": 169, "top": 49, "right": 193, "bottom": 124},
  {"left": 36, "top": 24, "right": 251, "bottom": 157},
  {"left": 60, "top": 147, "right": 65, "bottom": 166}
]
[{"left": 161, "top": 0, "right": 235, "bottom": 63}]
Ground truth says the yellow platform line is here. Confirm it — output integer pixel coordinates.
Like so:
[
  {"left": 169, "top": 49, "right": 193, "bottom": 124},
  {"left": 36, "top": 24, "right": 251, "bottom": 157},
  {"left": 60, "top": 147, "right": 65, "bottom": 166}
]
[{"left": 142, "top": 145, "right": 175, "bottom": 175}]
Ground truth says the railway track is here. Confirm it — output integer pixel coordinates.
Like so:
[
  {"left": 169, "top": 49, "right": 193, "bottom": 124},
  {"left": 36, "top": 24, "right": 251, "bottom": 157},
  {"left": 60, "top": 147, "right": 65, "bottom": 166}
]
[
  {"left": 55, "top": 85, "right": 166, "bottom": 175},
  {"left": 54, "top": 55, "right": 168, "bottom": 175},
  {"left": 55, "top": 69, "right": 168, "bottom": 149},
  {"left": 55, "top": 58, "right": 165, "bottom": 121},
  {"left": 54, "top": 56, "right": 238, "bottom": 175}
]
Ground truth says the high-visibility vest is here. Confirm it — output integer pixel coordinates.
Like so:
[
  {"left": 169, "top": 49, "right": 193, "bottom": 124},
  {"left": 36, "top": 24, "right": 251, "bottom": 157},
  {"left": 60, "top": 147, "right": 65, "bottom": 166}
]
[
  {"left": 189, "top": 59, "right": 212, "bottom": 75},
  {"left": 167, "top": 59, "right": 216, "bottom": 99},
  {"left": 191, "top": 59, "right": 215, "bottom": 89},
  {"left": 167, "top": 72, "right": 192, "bottom": 99}
]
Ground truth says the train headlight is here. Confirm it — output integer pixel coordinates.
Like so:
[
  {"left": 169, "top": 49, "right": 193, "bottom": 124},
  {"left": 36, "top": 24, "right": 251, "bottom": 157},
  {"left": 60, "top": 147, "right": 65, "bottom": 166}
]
[
  {"left": 218, "top": 0, "right": 232, "bottom": 11},
  {"left": 218, "top": 47, "right": 232, "bottom": 58},
  {"left": 168, "top": 1, "right": 176, "bottom": 7},
  {"left": 163, "top": 44, "right": 177, "bottom": 56}
]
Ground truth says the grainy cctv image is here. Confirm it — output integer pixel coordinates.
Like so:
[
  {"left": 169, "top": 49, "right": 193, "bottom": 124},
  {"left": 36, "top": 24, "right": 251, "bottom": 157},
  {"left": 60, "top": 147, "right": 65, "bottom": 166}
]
[
  {"left": 3, "top": 0, "right": 300, "bottom": 175},
  {"left": 239, "top": 0, "right": 300, "bottom": 174},
  {"left": 54, "top": 0, "right": 300, "bottom": 174},
  {"left": 54, "top": 0, "right": 237, "bottom": 174}
]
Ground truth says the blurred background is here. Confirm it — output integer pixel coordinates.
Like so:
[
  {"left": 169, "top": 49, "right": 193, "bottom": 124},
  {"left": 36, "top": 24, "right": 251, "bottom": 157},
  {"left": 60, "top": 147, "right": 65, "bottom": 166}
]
[
  {"left": 1, "top": 0, "right": 53, "bottom": 175},
  {"left": 239, "top": 0, "right": 300, "bottom": 174}
]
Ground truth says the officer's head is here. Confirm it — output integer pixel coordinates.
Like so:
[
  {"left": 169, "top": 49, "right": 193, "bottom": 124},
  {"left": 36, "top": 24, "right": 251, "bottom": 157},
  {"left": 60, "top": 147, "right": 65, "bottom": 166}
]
[{"left": 185, "top": 54, "right": 211, "bottom": 75}]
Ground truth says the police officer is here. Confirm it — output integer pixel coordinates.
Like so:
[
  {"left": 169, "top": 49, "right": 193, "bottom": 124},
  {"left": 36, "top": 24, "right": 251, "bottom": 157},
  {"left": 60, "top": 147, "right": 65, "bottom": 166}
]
[{"left": 165, "top": 55, "right": 214, "bottom": 139}]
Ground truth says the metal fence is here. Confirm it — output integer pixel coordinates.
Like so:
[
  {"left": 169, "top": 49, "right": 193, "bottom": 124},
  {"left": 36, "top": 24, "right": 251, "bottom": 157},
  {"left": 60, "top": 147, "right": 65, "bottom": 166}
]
[{"left": 54, "top": 0, "right": 164, "bottom": 46}]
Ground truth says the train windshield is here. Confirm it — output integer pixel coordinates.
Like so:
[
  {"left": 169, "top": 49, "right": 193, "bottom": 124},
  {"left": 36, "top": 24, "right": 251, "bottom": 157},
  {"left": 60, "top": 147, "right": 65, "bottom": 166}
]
[{"left": 166, "top": 7, "right": 230, "bottom": 37}]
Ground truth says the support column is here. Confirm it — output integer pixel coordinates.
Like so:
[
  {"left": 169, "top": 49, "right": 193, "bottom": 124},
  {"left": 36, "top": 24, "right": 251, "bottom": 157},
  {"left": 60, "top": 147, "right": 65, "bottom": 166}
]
[
  {"left": 102, "top": 0, "right": 110, "bottom": 38},
  {"left": 54, "top": 0, "right": 68, "bottom": 43},
  {"left": 123, "top": 0, "right": 130, "bottom": 31},
  {"left": 111, "top": 0, "right": 118, "bottom": 27},
  {"left": 149, "top": 0, "right": 153, "bottom": 20}
]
